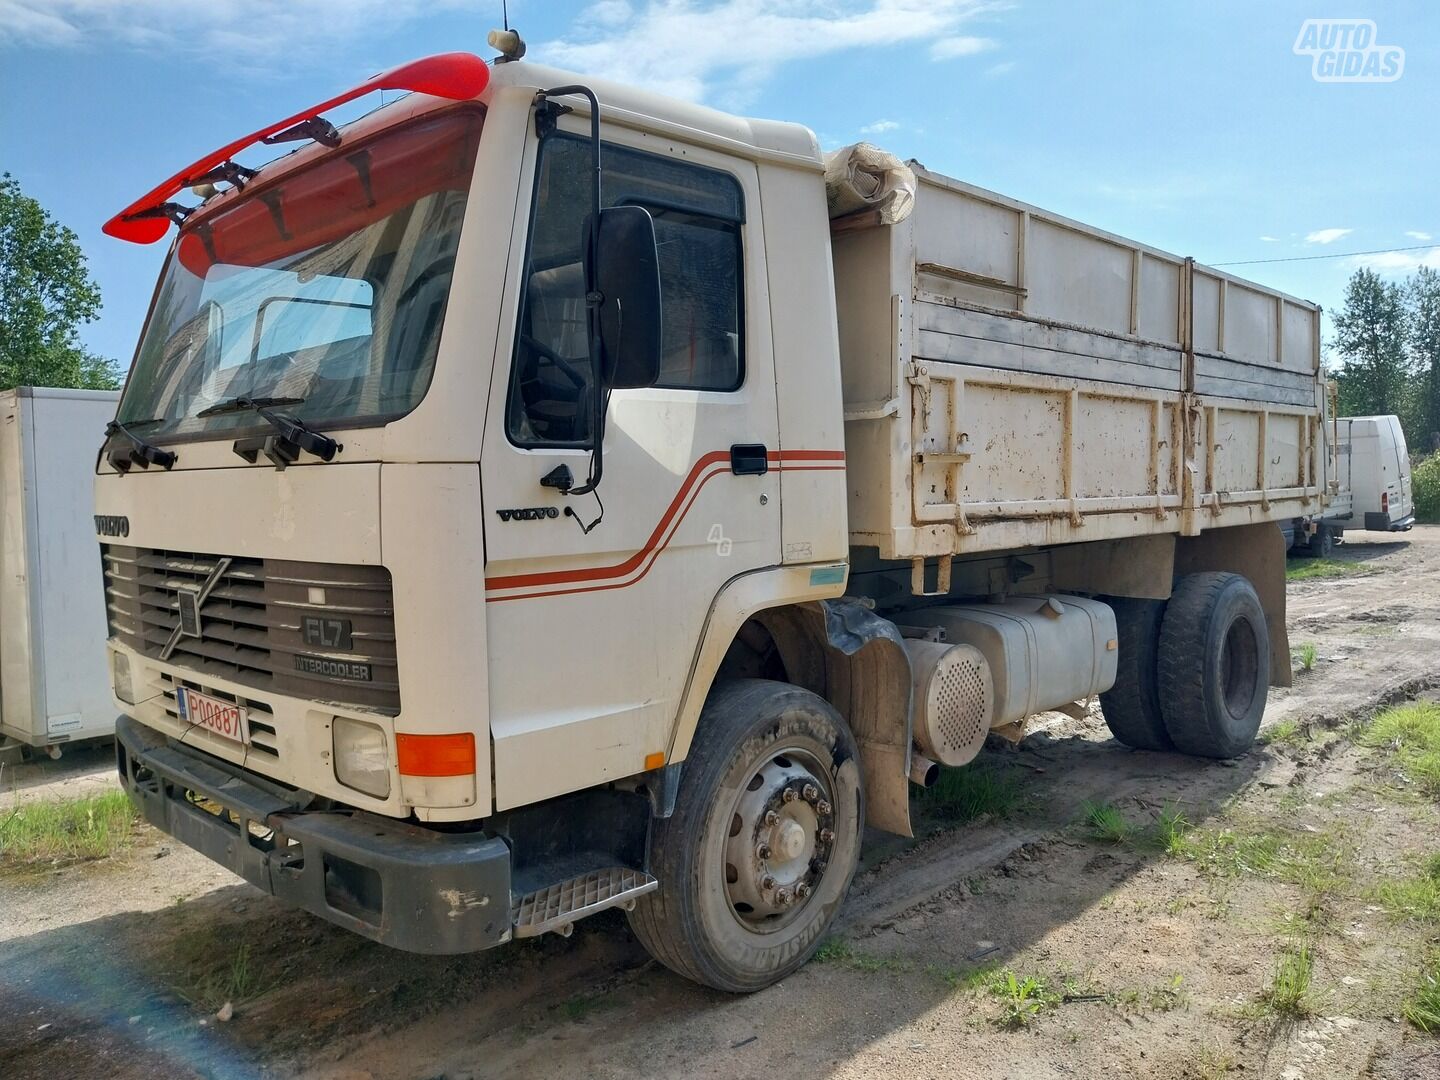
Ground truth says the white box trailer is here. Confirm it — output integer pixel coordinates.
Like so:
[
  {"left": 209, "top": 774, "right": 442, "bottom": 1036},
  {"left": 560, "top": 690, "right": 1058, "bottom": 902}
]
[{"left": 1, "top": 387, "right": 120, "bottom": 752}]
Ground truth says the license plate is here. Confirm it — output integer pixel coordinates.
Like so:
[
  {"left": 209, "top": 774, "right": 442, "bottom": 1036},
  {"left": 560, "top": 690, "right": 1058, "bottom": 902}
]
[{"left": 175, "top": 686, "right": 249, "bottom": 746}]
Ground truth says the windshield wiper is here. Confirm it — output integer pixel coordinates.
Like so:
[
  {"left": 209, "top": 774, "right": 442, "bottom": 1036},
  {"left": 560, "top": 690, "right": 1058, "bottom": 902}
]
[
  {"left": 104, "top": 418, "right": 177, "bottom": 471},
  {"left": 196, "top": 395, "right": 306, "bottom": 417},
  {"left": 196, "top": 396, "right": 340, "bottom": 464}
]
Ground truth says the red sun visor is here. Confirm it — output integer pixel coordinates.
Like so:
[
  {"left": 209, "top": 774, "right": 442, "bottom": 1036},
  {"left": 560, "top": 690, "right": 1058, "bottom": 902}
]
[
  {"left": 173, "top": 108, "right": 482, "bottom": 278},
  {"left": 103, "top": 52, "right": 490, "bottom": 245}
]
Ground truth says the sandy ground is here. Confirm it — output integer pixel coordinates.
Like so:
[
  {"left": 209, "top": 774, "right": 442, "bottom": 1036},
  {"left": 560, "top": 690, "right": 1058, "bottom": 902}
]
[{"left": 3, "top": 528, "right": 1440, "bottom": 1080}]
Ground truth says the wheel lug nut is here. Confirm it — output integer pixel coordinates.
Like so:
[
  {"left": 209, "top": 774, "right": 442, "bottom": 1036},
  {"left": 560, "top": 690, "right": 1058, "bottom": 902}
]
[
  {"left": 761, "top": 875, "right": 776, "bottom": 890},
  {"left": 802, "top": 783, "right": 819, "bottom": 803},
  {"left": 811, "top": 859, "right": 827, "bottom": 874},
  {"left": 816, "top": 800, "right": 832, "bottom": 815},
  {"left": 775, "top": 888, "right": 792, "bottom": 906},
  {"left": 757, "top": 843, "right": 772, "bottom": 860},
  {"left": 764, "top": 810, "right": 779, "bottom": 826},
  {"left": 819, "top": 828, "right": 835, "bottom": 844},
  {"left": 782, "top": 788, "right": 798, "bottom": 804},
  {"left": 796, "top": 882, "right": 812, "bottom": 898}
]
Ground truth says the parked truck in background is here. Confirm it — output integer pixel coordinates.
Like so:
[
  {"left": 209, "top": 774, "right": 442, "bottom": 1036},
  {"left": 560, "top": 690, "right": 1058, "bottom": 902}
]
[
  {"left": 97, "top": 49, "right": 1329, "bottom": 992},
  {"left": 1285, "top": 412, "right": 1414, "bottom": 557},
  {"left": 1, "top": 387, "right": 121, "bottom": 756}
]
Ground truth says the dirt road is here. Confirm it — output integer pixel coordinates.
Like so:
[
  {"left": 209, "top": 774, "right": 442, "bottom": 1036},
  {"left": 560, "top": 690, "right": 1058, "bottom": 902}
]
[{"left": 4, "top": 529, "right": 1440, "bottom": 1080}]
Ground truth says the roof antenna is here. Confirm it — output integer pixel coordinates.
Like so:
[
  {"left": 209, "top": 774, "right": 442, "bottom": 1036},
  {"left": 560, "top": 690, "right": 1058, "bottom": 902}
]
[{"left": 489, "top": 1, "right": 526, "bottom": 62}]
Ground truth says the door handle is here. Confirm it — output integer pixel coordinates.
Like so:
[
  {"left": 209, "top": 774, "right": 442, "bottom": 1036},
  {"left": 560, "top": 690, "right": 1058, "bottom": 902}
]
[{"left": 730, "top": 443, "right": 769, "bottom": 476}]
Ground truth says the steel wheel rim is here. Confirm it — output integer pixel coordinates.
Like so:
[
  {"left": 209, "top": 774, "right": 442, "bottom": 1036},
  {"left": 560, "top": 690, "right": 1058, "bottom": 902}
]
[{"left": 722, "top": 744, "right": 838, "bottom": 934}]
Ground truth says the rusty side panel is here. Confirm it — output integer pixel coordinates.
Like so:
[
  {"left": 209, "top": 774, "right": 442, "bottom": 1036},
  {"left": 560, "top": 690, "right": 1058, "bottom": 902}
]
[{"left": 837, "top": 169, "right": 1327, "bottom": 576}]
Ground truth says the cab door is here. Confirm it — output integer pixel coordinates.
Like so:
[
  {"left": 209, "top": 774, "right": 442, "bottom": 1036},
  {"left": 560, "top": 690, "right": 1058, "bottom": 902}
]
[{"left": 480, "top": 118, "right": 780, "bottom": 810}]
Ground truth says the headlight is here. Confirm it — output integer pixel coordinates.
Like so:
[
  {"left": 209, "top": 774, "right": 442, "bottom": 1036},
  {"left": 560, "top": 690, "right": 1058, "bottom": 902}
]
[
  {"left": 112, "top": 650, "right": 137, "bottom": 705},
  {"left": 332, "top": 717, "right": 391, "bottom": 799}
]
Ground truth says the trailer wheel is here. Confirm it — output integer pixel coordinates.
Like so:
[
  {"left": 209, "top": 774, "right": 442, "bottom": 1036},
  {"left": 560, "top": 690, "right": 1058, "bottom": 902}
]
[
  {"left": 1099, "top": 597, "right": 1172, "bottom": 751},
  {"left": 1157, "top": 572, "right": 1268, "bottom": 759},
  {"left": 1306, "top": 525, "right": 1334, "bottom": 558},
  {"left": 627, "top": 678, "right": 863, "bottom": 992}
]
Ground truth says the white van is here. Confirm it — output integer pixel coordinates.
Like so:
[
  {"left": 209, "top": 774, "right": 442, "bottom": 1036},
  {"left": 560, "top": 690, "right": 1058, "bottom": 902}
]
[{"left": 1335, "top": 415, "right": 1415, "bottom": 533}]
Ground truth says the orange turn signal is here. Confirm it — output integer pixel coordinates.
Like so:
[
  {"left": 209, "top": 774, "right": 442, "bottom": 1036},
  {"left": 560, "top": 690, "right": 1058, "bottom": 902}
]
[
  {"left": 644, "top": 751, "right": 666, "bottom": 771},
  {"left": 396, "top": 732, "right": 476, "bottom": 777}
]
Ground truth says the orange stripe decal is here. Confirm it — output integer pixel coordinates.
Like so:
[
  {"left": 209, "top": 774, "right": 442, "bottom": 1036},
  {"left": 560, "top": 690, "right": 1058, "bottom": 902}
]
[{"left": 484, "top": 449, "right": 844, "bottom": 599}]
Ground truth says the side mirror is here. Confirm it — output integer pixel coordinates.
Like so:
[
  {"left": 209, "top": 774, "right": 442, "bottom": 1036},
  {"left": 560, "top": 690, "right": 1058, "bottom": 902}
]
[{"left": 587, "top": 206, "right": 662, "bottom": 389}]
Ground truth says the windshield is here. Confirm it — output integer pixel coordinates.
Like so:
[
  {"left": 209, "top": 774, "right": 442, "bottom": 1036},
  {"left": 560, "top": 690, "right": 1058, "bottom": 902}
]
[{"left": 115, "top": 106, "right": 483, "bottom": 442}]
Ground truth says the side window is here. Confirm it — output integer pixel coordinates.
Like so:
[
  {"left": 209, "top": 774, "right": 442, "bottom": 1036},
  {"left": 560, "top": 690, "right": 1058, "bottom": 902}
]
[{"left": 507, "top": 134, "right": 746, "bottom": 447}]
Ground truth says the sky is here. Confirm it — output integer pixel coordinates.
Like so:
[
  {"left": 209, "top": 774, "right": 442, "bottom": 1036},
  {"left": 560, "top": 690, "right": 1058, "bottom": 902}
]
[{"left": 1, "top": 0, "right": 1437, "bottom": 366}]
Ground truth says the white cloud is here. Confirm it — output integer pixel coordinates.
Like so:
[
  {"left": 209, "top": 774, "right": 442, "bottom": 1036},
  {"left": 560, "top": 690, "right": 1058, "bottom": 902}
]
[
  {"left": 929, "top": 35, "right": 996, "bottom": 60},
  {"left": 860, "top": 119, "right": 900, "bottom": 134},
  {"left": 1406, "top": 230, "right": 1433, "bottom": 241},
  {"left": 1352, "top": 247, "right": 1440, "bottom": 274},
  {"left": 0, "top": 0, "right": 476, "bottom": 61},
  {"left": 1259, "top": 235, "right": 1280, "bottom": 242},
  {"left": 984, "top": 60, "right": 1016, "bottom": 77},
  {"left": 1305, "top": 227, "right": 1352, "bottom": 245},
  {"left": 541, "top": 1, "right": 1001, "bottom": 104}
]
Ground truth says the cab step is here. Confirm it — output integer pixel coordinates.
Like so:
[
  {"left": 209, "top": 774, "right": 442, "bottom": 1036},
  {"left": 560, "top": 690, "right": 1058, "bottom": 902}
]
[{"left": 511, "top": 866, "right": 659, "bottom": 938}]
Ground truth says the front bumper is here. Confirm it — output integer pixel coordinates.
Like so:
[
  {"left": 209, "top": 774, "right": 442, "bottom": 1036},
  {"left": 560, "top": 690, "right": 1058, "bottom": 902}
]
[{"left": 115, "top": 715, "right": 511, "bottom": 954}]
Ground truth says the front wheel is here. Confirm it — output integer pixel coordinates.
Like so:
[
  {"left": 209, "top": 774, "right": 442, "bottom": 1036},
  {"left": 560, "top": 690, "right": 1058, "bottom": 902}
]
[{"left": 628, "top": 679, "right": 863, "bottom": 992}]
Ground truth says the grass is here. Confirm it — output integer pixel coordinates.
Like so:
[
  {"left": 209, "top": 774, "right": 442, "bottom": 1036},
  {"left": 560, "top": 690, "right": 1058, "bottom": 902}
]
[
  {"left": 0, "top": 790, "right": 140, "bottom": 868},
  {"left": 558, "top": 990, "right": 621, "bottom": 1022},
  {"left": 1082, "top": 800, "right": 1132, "bottom": 844},
  {"left": 988, "top": 969, "right": 1060, "bottom": 1029},
  {"left": 1263, "top": 940, "right": 1314, "bottom": 1017},
  {"left": 1194, "top": 1043, "right": 1238, "bottom": 1079},
  {"left": 176, "top": 943, "right": 268, "bottom": 1012},
  {"left": 1260, "top": 718, "right": 1307, "bottom": 748},
  {"left": 812, "top": 937, "right": 995, "bottom": 990},
  {"left": 1406, "top": 950, "right": 1440, "bottom": 1034},
  {"left": 1285, "top": 558, "right": 1373, "bottom": 582},
  {"left": 1296, "top": 643, "right": 1318, "bottom": 673},
  {"left": 1153, "top": 802, "right": 1191, "bottom": 854},
  {"left": 1375, "top": 853, "right": 1440, "bottom": 924},
  {"left": 1414, "top": 451, "right": 1440, "bottom": 525},
  {"left": 1359, "top": 700, "right": 1440, "bottom": 795},
  {"left": 916, "top": 761, "right": 1026, "bottom": 823}
]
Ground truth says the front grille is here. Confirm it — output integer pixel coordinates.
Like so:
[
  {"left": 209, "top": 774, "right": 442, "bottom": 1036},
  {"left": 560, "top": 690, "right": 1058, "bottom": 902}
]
[{"left": 102, "top": 546, "right": 399, "bottom": 715}]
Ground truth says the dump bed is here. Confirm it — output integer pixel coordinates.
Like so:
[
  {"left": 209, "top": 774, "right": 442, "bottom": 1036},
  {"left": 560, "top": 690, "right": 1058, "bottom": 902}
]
[{"left": 834, "top": 165, "right": 1326, "bottom": 562}]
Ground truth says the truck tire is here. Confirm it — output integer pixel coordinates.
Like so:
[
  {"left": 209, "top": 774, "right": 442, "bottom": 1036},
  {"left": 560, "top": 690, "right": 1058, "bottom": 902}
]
[
  {"left": 627, "top": 678, "right": 863, "bottom": 992},
  {"left": 1157, "top": 572, "right": 1268, "bottom": 759},
  {"left": 1099, "top": 597, "right": 1172, "bottom": 751},
  {"left": 1306, "top": 524, "right": 1334, "bottom": 558}
]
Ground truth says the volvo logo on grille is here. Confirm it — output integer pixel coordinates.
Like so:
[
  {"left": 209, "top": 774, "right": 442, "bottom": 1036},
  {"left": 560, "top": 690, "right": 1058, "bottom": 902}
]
[
  {"left": 94, "top": 515, "right": 129, "bottom": 537},
  {"left": 176, "top": 589, "right": 202, "bottom": 637},
  {"left": 159, "top": 556, "right": 232, "bottom": 661}
]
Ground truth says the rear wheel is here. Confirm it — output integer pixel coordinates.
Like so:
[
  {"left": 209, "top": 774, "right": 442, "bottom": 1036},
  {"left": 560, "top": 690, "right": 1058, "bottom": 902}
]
[
  {"left": 1157, "top": 572, "right": 1269, "bottom": 759},
  {"left": 627, "top": 679, "right": 863, "bottom": 992},
  {"left": 1099, "top": 597, "right": 1172, "bottom": 751},
  {"left": 1306, "top": 524, "right": 1334, "bottom": 558}
]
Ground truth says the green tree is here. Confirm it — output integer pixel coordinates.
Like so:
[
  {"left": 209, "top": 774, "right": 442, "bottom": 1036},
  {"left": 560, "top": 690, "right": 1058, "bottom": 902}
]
[
  {"left": 1409, "top": 265, "right": 1440, "bottom": 455},
  {"left": 0, "top": 173, "right": 120, "bottom": 391},
  {"left": 1332, "top": 267, "right": 1411, "bottom": 422}
]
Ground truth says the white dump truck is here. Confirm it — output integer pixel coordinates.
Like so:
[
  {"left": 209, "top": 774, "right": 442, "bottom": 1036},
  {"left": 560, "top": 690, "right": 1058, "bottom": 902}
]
[{"left": 98, "top": 48, "right": 1327, "bottom": 992}]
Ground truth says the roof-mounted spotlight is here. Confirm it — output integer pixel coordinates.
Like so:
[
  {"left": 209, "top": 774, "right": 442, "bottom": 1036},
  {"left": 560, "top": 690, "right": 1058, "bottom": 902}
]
[{"left": 487, "top": 28, "right": 526, "bottom": 63}]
